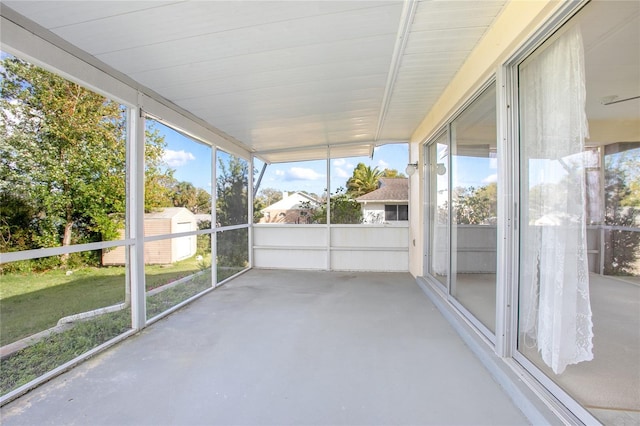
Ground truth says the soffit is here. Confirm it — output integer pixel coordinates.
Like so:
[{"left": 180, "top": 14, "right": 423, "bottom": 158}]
[{"left": 2, "top": 0, "right": 506, "bottom": 163}]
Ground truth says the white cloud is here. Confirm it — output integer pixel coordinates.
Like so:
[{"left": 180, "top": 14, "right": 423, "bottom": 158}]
[
  {"left": 333, "top": 158, "right": 356, "bottom": 169},
  {"left": 334, "top": 167, "right": 350, "bottom": 178},
  {"left": 285, "top": 167, "right": 323, "bottom": 181},
  {"left": 482, "top": 173, "right": 498, "bottom": 184},
  {"left": 377, "top": 159, "right": 389, "bottom": 169},
  {"left": 163, "top": 149, "right": 195, "bottom": 167}
]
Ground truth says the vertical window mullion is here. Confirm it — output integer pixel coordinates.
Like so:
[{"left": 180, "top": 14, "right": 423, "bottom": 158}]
[
  {"left": 446, "top": 123, "right": 453, "bottom": 296},
  {"left": 496, "top": 66, "right": 518, "bottom": 357},
  {"left": 211, "top": 147, "right": 218, "bottom": 287},
  {"left": 130, "top": 105, "right": 146, "bottom": 330},
  {"left": 212, "top": 147, "right": 218, "bottom": 286}
]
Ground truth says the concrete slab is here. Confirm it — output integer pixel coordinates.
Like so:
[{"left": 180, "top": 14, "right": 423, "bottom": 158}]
[{"left": 1, "top": 270, "right": 529, "bottom": 425}]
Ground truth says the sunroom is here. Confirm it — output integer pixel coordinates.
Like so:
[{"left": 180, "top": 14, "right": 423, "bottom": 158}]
[{"left": 0, "top": 1, "right": 638, "bottom": 425}]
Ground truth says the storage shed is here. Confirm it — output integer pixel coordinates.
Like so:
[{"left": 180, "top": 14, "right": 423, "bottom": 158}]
[{"left": 102, "top": 207, "right": 197, "bottom": 265}]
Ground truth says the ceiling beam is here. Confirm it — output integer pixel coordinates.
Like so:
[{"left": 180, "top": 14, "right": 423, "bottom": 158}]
[{"left": 374, "top": 0, "right": 419, "bottom": 142}]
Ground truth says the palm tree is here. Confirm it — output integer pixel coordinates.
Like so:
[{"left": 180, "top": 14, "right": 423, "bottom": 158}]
[{"left": 346, "top": 163, "right": 383, "bottom": 197}]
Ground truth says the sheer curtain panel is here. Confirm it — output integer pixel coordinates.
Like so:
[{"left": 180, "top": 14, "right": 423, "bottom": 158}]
[{"left": 519, "top": 25, "right": 594, "bottom": 375}]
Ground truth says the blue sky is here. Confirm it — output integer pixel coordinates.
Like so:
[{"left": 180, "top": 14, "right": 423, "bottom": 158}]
[
  {"left": 151, "top": 119, "right": 410, "bottom": 196},
  {"left": 453, "top": 156, "right": 497, "bottom": 189},
  {"left": 149, "top": 120, "right": 213, "bottom": 192}
]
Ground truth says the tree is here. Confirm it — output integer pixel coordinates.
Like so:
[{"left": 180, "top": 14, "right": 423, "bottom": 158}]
[
  {"left": 622, "top": 179, "right": 640, "bottom": 208},
  {"left": 172, "top": 181, "right": 197, "bottom": 210},
  {"left": 144, "top": 124, "right": 175, "bottom": 213},
  {"left": 194, "top": 188, "right": 212, "bottom": 214},
  {"left": 614, "top": 148, "right": 640, "bottom": 209},
  {"left": 1, "top": 56, "right": 126, "bottom": 264},
  {"left": 169, "top": 181, "right": 211, "bottom": 214},
  {"left": 382, "top": 168, "right": 405, "bottom": 178},
  {"left": 256, "top": 187, "right": 283, "bottom": 207},
  {"left": 216, "top": 156, "right": 248, "bottom": 226},
  {"left": 453, "top": 183, "right": 497, "bottom": 225},
  {"left": 0, "top": 55, "right": 168, "bottom": 268},
  {"left": 215, "top": 155, "right": 249, "bottom": 270},
  {"left": 603, "top": 151, "right": 639, "bottom": 275},
  {"left": 346, "top": 163, "right": 382, "bottom": 197},
  {"left": 253, "top": 197, "right": 266, "bottom": 224},
  {"left": 305, "top": 187, "right": 362, "bottom": 224},
  {"left": 0, "top": 191, "right": 39, "bottom": 254}
]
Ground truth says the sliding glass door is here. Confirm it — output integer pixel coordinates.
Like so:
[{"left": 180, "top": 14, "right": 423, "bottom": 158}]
[{"left": 425, "top": 82, "right": 498, "bottom": 336}]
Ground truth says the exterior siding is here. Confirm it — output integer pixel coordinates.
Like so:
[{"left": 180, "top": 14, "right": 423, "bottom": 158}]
[{"left": 101, "top": 208, "right": 196, "bottom": 265}]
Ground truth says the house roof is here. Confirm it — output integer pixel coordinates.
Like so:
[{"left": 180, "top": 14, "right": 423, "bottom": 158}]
[
  {"left": 262, "top": 192, "right": 320, "bottom": 212},
  {"left": 356, "top": 178, "right": 408, "bottom": 203}
]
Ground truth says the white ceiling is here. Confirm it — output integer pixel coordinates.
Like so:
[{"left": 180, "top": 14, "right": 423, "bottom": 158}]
[
  {"left": 581, "top": 0, "right": 640, "bottom": 122},
  {"left": 2, "top": 0, "right": 507, "bottom": 162}
]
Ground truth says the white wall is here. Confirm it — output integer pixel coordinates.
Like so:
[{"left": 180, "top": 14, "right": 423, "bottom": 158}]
[
  {"left": 253, "top": 224, "right": 409, "bottom": 272},
  {"left": 253, "top": 225, "right": 328, "bottom": 269}
]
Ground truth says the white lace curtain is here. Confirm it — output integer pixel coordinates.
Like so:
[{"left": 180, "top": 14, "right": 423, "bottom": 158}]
[{"left": 519, "top": 25, "right": 594, "bottom": 374}]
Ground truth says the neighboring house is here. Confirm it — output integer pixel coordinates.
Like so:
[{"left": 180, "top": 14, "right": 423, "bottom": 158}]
[
  {"left": 356, "top": 178, "right": 408, "bottom": 224},
  {"left": 260, "top": 192, "right": 320, "bottom": 224},
  {"left": 102, "top": 207, "right": 197, "bottom": 265}
]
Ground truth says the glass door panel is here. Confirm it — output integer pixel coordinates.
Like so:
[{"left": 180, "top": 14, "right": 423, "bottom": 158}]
[
  {"left": 450, "top": 83, "right": 498, "bottom": 333},
  {"left": 428, "top": 132, "right": 449, "bottom": 286}
]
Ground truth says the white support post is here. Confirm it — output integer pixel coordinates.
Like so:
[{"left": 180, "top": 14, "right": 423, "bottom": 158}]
[
  {"left": 599, "top": 147, "right": 605, "bottom": 276},
  {"left": 211, "top": 148, "right": 218, "bottom": 286},
  {"left": 248, "top": 155, "right": 254, "bottom": 269},
  {"left": 326, "top": 146, "right": 331, "bottom": 271},
  {"left": 129, "top": 103, "right": 146, "bottom": 330},
  {"left": 599, "top": 227, "right": 605, "bottom": 275}
]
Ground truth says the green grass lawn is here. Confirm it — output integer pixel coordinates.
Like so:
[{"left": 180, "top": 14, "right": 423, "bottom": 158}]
[
  {"left": 0, "top": 255, "right": 211, "bottom": 347},
  {"left": 1, "top": 308, "right": 132, "bottom": 395},
  {"left": 0, "top": 267, "right": 218, "bottom": 397},
  {"left": 0, "top": 254, "right": 249, "bottom": 397}
]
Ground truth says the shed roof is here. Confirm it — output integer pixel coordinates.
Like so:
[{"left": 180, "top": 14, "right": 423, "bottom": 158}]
[
  {"left": 356, "top": 178, "right": 408, "bottom": 203},
  {"left": 145, "top": 207, "right": 195, "bottom": 220}
]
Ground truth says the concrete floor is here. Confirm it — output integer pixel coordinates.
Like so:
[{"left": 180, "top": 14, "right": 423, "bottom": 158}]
[{"left": 1, "top": 269, "right": 528, "bottom": 426}]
